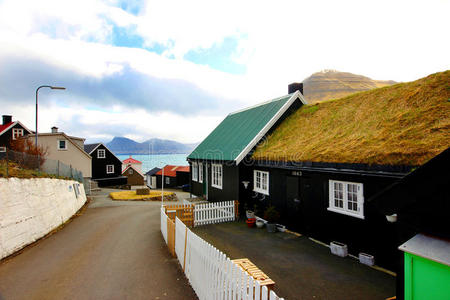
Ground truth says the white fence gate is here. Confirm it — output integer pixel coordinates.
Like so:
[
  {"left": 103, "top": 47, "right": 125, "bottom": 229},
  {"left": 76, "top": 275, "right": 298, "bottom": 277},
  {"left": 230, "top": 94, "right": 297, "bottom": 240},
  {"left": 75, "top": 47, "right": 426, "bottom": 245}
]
[
  {"left": 167, "top": 215, "right": 284, "bottom": 300},
  {"left": 194, "top": 200, "right": 235, "bottom": 226}
]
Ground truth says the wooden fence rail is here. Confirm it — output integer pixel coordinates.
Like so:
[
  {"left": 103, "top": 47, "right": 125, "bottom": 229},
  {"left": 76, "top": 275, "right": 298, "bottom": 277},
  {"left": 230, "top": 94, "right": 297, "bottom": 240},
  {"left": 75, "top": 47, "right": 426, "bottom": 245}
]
[{"left": 165, "top": 204, "right": 194, "bottom": 227}]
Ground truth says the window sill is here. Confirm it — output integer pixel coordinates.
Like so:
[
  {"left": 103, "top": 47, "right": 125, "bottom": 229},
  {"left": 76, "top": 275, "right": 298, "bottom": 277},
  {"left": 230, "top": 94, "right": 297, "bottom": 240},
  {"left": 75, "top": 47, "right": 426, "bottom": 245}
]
[
  {"left": 57, "top": 148, "right": 68, "bottom": 151},
  {"left": 327, "top": 207, "right": 365, "bottom": 219},
  {"left": 211, "top": 185, "right": 222, "bottom": 190},
  {"left": 253, "top": 188, "right": 269, "bottom": 196}
]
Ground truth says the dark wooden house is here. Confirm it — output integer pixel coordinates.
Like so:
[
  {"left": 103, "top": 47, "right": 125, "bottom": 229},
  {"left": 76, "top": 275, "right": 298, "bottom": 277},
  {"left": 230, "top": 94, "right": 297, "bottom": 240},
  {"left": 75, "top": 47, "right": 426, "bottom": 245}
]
[
  {"left": 84, "top": 143, "right": 127, "bottom": 187},
  {"left": 369, "top": 147, "right": 450, "bottom": 299},
  {"left": 145, "top": 167, "right": 161, "bottom": 189},
  {"left": 175, "top": 166, "right": 190, "bottom": 187},
  {"left": 188, "top": 71, "right": 449, "bottom": 272},
  {"left": 246, "top": 71, "right": 449, "bottom": 270},
  {"left": 187, "top": 86, "right": 307, "bottom": 202},
  {"left": 122, "top": 165, "right": 145, "bottom": 186},
  {"left": 155, "top": 165, "right": 190, "bottom": 188},
  {"left": 0, "top": 115, "right": 33, "bottom": 153}
]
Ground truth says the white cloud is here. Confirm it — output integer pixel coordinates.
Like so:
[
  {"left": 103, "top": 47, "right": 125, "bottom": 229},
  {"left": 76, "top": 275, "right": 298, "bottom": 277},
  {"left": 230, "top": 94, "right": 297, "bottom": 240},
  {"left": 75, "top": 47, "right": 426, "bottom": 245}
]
[
  {"left": 4, "top": 102, "right": 220, "bottom": 144},
  {"left": 0, "top": 0, "right": 449, "bottom": 143}
]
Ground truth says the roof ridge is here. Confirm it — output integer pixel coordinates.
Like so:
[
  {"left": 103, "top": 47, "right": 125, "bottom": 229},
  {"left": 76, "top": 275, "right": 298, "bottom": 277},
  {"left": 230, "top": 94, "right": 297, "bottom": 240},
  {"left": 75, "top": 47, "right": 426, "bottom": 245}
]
[{"left": 228, "top": 93, "right": 293, "bottom": 116}]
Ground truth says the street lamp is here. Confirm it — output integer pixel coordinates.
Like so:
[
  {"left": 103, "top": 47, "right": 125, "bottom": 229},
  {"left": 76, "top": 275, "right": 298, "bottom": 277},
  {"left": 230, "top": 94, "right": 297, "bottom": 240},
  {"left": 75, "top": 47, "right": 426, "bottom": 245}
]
[
  {"left": 35, "top": 85, "right": 65, "bottom": 170},
  {"left": 35, "top": 85, "right": 65, "bottom": 147}
]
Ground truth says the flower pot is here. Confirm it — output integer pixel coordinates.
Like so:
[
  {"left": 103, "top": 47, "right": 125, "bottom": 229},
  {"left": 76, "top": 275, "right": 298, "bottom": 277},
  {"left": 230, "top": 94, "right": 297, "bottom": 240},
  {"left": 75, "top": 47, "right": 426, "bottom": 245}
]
[
  {"left": 256, "top": 220, "right": 265, "bottom": 228},
  {"left": 246, "top": 218, "right": 256, "bottom": 228},
  {"left": 330, "top": 241, "right": 348, "bottom": 257},
  {"left": 276, "top": 224, "right": 286, "bottom": 232},
  {"left": 266, "top": 223, "right": 277, "bottom": 233},
  {"left": 386, "top": 214, "right": 397, "bottom": 223},
  {"left": 359, "top": 253, "right": 375, "bottom": 266},
  {"left": 246, "top": 210, "right": 255, "bottom": 219}
]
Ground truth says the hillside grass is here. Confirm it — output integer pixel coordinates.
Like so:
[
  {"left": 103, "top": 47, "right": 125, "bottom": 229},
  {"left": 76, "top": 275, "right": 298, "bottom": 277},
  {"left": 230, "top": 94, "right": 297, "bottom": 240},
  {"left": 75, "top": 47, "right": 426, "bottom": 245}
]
[
  {"left": 253, "top": 71, "right": 450, "bottom": 166},
  {"left": 0, "top": 160, "right": 71, "bottom": 180}
]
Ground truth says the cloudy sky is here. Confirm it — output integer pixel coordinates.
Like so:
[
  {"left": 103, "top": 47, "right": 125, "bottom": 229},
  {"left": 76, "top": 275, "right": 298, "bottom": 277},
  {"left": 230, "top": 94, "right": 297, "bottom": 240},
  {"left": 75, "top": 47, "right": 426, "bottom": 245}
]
[{"left": 0, "top": 0, "right": 448, "bottom": 144}]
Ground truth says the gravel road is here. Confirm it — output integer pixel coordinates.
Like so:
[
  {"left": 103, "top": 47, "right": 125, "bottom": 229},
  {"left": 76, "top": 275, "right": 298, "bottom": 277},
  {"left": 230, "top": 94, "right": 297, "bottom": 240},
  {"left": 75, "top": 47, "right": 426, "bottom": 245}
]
[{"left": 0, "top": 189, "right": 197, "bottom": 300}]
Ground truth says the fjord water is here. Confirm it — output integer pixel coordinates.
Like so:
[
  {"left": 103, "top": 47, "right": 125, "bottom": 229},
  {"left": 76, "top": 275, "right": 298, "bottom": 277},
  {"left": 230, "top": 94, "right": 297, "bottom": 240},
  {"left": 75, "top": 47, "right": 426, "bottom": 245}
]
[{"left": 117, "top": 154, "right": 188, "bottom": 173}]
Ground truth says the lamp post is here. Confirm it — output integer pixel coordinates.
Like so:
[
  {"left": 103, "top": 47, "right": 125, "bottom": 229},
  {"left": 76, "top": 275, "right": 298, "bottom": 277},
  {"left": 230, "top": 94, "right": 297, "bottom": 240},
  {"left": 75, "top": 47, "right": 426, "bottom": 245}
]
[
  {"left": 35, "top": 85, "right": 65, "bottom": 147},
  {"left": 35, "top": 85, "right": 65, "bottom": 170}
]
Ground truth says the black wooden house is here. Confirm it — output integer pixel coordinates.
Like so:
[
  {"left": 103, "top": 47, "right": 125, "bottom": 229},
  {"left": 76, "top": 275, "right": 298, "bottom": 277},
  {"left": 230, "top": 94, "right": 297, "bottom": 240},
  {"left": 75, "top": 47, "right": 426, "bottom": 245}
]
[
  {"left": 84, "top": 143, "right": 126, "bottom": 187},
  {"left": 188, "top": 71, "right": 450, "bottom": 271},
  {"left": 245, "top": 72, "right": 449, "bottom": 270},
  {"left": 0, "top": 115, "right": 33, "bottom": 153},
  {"left": 369, "top": 147, "right": 450, "bottom": 299},
  {"left": 187, "top": 84, "right": 307, "bottom": 202}
]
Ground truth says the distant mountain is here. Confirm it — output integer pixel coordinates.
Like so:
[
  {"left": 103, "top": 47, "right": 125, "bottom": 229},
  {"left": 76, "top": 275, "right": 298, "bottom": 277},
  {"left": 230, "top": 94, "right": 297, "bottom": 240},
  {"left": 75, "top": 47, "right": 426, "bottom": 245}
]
[
  {"left": 106, "top": 137, "right": 198, "bottom": 155},
  {"left": 302, "top": 70, "right": 396, "bottom": 103}
]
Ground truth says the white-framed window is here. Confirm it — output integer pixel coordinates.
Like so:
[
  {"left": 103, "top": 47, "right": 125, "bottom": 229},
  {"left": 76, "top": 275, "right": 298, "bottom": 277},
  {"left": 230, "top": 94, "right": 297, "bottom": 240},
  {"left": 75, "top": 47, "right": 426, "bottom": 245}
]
[
  {"left": 165, "top": 177, "right": 170, "bottom": 184},
  {"left": 12, "top": 128, "right": 24, "bottom": 140},
  {"left": 106, "top": 165, "right": 114, "bottom": 174},
  {"left": 192, "top": 162, "right": 198, "bottom": 181},
  {"left": 211, "top": 164, "right": 223, "bottom": 189},
  {"left": 0, "top": 146, "right": 6, "bottom": 152},
  {"left": 98, "top": 149, "right": 106, "bottom": 158},
  {"left": 198, "top": 163, "right": 203, "bottom": 183},
  {"left": 328, "top": 180, "right": 364, "bottom": 219},
  {"left": 57, "top": 140, "right": 67, "bottom": 150},
  {"left": 254, "top": 170, "right": 269, "bottom": 195}
]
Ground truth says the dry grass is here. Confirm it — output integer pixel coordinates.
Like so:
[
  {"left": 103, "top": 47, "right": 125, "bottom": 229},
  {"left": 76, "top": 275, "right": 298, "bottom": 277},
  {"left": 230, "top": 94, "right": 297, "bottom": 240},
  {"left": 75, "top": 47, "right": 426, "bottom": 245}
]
[
  {"left": 109, "top": 190, "right": 175, "bottom": 201},
  {"left": 0, "top": 160, "right": 70, "bottom": 180},
  {"left": 253, "top": 71, "right": 450, "bottom": 166}
]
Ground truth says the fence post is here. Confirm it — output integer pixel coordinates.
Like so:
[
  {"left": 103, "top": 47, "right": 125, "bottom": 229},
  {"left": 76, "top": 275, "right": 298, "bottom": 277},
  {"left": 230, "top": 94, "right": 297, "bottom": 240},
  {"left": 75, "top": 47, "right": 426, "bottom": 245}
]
[
  {"left": 6, "top": 148, "right": 9, "bottom": 177},
  {"left": 183, "top": 226, "right": 188, "bottom": 271}
]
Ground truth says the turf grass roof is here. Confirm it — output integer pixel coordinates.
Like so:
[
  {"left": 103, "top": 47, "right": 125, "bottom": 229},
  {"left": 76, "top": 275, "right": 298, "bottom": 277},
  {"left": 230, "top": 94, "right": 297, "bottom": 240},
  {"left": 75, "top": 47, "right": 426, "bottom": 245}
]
[{"left": 252, "top": 71, "right": 450, "bottom": 166}]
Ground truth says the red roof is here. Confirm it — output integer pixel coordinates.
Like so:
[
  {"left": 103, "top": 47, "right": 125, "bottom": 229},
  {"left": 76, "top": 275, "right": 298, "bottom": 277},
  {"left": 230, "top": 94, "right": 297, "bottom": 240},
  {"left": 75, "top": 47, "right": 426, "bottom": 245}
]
[
  {"left": 122, "top": 156, "right": 142, "bottom": 164},
  {"left": 176, "top": 166, "right": 190, "bottom": 173},
  {"left": 0, "top": 122, "right": 14, "bottom": 134},
  {"left": 156, "top": 165, "right": 189, "bottom": 177}
]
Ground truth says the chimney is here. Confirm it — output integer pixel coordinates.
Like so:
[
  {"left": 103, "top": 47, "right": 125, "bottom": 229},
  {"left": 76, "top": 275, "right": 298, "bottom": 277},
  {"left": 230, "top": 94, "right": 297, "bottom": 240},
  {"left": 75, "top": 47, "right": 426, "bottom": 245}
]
[
  {"left": 51, "top": 126, "right": 58, "bottom": 133},
  {"left": 2, "top": 115, "right": 12, "bottom": 125},
  {"left": 288, "top": 83, "right": 303, "bottom": 95}
]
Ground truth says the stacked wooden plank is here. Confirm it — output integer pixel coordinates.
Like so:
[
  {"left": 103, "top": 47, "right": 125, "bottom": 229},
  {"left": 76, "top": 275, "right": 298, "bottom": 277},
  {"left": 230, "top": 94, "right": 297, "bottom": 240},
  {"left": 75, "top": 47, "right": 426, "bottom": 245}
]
[{"left": 232, "top": 258, "right": 275, "bottom": 290}]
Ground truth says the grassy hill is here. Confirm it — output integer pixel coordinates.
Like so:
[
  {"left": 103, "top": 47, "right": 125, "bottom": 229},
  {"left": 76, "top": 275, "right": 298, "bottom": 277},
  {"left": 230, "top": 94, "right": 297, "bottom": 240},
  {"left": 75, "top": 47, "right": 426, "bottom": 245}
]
[
  {"left": 253, "top": 71, "right": 450, "bottom": 166},
  {"left": 303, "top": 70, "right": 396, "bottom": 103}
]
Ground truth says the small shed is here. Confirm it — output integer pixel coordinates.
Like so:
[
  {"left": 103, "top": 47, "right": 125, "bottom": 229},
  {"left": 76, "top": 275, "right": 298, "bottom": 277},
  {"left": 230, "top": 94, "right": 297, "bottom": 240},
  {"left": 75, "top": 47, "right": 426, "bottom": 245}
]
[
  {"left": 145, "top": 167, "right": 161, "bottom": 189},
  {"left": 122, "top": 165, "right": 145, "bottom": 186},
  {"left": 399, "top": 234, "right": 450, "bottom": 300}
]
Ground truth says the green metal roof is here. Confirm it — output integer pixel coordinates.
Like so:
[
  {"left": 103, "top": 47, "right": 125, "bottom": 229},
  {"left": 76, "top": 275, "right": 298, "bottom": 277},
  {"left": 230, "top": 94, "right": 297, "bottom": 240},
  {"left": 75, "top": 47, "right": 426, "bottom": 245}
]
[{"left": 188, "top": 93, "right": 303, "bottom": 163}]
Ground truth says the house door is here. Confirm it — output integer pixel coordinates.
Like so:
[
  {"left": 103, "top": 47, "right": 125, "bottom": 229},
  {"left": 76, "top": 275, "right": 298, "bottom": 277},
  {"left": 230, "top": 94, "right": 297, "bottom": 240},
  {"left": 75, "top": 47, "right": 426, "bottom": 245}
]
[
  {"left": 286, "top": 176, "right": 305, "bottom": 232},
  {"left": 151, "top": 176, "right": 157, "bottom": 189},
  {"left": 204, "top": 164, "right": 208, "bottom": 200}
]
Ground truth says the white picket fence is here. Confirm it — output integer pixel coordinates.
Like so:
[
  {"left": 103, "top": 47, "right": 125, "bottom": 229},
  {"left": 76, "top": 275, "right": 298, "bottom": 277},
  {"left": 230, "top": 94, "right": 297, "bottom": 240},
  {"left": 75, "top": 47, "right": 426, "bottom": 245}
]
[
  {"left": 161, "top": 207, "right": 168, "bottom": 244},
  {"left": 194, "top": 200, "right": 236, "bottom": 227},
  {"left": 168, "top": 215, "right": 284, "bottom": 300}
]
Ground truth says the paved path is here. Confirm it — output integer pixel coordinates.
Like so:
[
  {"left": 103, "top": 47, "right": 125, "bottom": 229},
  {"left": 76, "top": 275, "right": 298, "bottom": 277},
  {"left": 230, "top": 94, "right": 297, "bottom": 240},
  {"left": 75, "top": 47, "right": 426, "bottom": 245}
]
[
  {"left": 194, "top": 221, "right": 396, "bottom": 300},
  {"left": 0, "top": 189, "right": 197, "bottom": 300}
]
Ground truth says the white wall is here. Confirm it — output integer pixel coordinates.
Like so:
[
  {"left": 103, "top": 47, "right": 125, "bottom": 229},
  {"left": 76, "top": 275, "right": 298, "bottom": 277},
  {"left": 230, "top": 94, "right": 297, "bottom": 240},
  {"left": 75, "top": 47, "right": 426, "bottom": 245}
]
[{"left": 0, "top": 177, "right": 87, "bottom": 260}]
